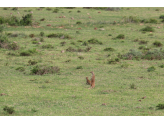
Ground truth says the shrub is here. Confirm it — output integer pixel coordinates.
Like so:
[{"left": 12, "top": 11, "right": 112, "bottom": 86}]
[
  {"left": 47, "top": 33, "right": 72, "bottom": 39},
  {"left": 78, "top": 56, "right": 84, "bottom": 60},
  {"left": 116, "top": 34, "right": 125, "bottom": 39},
  {"left": 76, "top": 31, "right": 80, "bottom": 34},
  {"left": 70, "top": 42, "right": 76, "bottom": 45},
  {"left": 139, "top": 40, "right": 148, "bottom": 45},
  {"left": 31, "top": 65, "right": 60, "bottom": 75},
  {"left": 28, "top": 60, "right": 37, "bottom": 65},
  {"left": 3, "top": 7, "right": 9, "bottom": 10},
  {"left": 104, "top": 47, "right": 115, "bottom": 51},
  {"left": 3, "top": 106, "right": 15, "bottom": 114},
  {"left": 0, "top": 16, "right": 6, "bottom": 24},
  {"left": 149, "top": 18, "right": 158, "bottom": 23},
  {"left": 130, "top": 83, "right": 136, "bottom": 89},
  {"left": 32, "top": 41, "right": 38, "bottom": 44},
  {"left": 82, "top": 41, "right": 88, "bottom": 46},
  {"left": 42, "top": 44, "right": 54, "bottom": 49},
  {"left": 159, "top": 15, "right": 164, "bottom": 19},
  {"left": 108, "top": 34, "right": 112, "bottom": 36},
  {"left": 108, "top": 58, "right": 120, "bottom": 64},
  {"left": 76, "top": 21, "right": 82, "bottom": 24},
  {"left": 159, "top": 64, "right": 164, "bottom": 68},
  {"left": 7, "top": 42, "right": 19, "bottom": 50},
  {"left": 60, "top": 41, "right": 66, "bottom": 46},
  {"left": 147, "top": 66, "right": 155, "bottom": 72},
  {"left": 20, "top": 48, "right": 37, "bottom": 56},
  {"left": 123, "top": 49, "right": 142, "bottom": 60},
  {"left": 46, "top": 7, "right": 52, "bottom": 11},
  {"left": 153, "top": 41, "right": 163, "bottom": 47},
  {"left": 143, "top": 49, "right": 164, "bottom": 60},
  {"left": 140, "top": 26, "right": 154, "bottom": 32},
  {"left": 12, "top": 7, "right": 18, "bottom": 11},
  {"left": 121, "top": 16, "right": 140, "bottom": 23},
  {"left": 29, "top": 34, "right": 35, "bottom": 38},
  {"left": 77, "top": 10, "right": 81, "bottom": 13},
  {"left": 53, "top": 8, "right": 59, "bottom": 13},
  {"left": 15, "top": 67, "right": 25, "bottom": 72},
  {"left": 156, "top": 104, "right": 164, "bottom": 109},
  {"left": 40, "top": 18, "right": 45, "bottom": 21},
  {"left": 76, "top": 66, "right": 83, "bottom": 69},
  {"left": 85, "top": 47, "right": 92, "bottom": 52},
  {"left": 66, "top": 47, "right": 76, "bottom": 52},
  {"left": 40, "top": 38, "right": 44, "bottom": 42},
  {"left": 40, "top": 32, "right": 44, "bottom": 36},
  {"left": 88, "top": 38, "right": 102, "bottom": 45},
  {"left": 20, "top": 14, "right": 33, "bottom": 26}
]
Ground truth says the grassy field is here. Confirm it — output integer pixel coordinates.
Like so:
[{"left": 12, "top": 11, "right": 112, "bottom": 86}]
[{"left": 1, "top": 7, "right": 164, "bottom": 116}]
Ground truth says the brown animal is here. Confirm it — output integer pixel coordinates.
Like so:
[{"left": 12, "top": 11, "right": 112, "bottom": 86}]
[
  {"left": 90, "top": 71, "right": 95, "bottom": 88},
  {"left": 86, "top": 77, "right": 91, "bottom": 85}
]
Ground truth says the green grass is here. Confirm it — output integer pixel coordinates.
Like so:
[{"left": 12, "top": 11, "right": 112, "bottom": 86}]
[{"left": 1, "top": 7, "right": 164, "bottom": 116}]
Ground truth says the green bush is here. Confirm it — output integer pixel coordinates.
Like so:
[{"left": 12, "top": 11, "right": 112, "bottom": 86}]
[
  {"left": 40, "top": 18, "right": 45, "bottom": 21},
  {"left": 76, "top": 66, "right": 83, "bottom": 69},
  {"left": 140, "top": 26, "right": 154, "bottom": 32},
  {"left": 31, "top": 65, "right": 60, "bottom": 75},
  {"left": 60, "top": 41, "right": 66, "bottom": 46},
  {"left": 32, "top": 41, "right": 38, "bottom": 44},
  {"left": 82, "top": 41, "right": 88, "bottom": 46},
  {"left": 3, "top": 106, "right": 15, "bottom": 114},
  {"left": 16, "top": 67, "right": 25, "bottom": 72},
  {"left": 123, "top": 49, "right": 142, "bottom": 60},
  {"left": 147, "top": 66, "right": 155, "bottom": 72},
  {"left": 153, "top": 41, "right": 163, "bottom": 47},
  {"left": 159, "top": 15, "right": 164, "bottom": 19},
  {"left": 78, "top": 56, "right": 84, "bottom": 60},
  {"left": 20, "top": 48, "right": 37, "bottom": 56},
  {"left": 77, "top": 10, "right": 81, "bottom": 13},
  {"left": 88, "top": 38, "right": 103, "bottom": 45},
  {"left": 76, "top": 21, "right": 82, "bottom": 24},
  {"left": 159, "top": 64, "right": 164, "bottom": 68},
  {"left": 143, "top": 49, "right": 164, "bottom": 60},
  {"left": 29, "top": 34, "right": 35, "bottom": 38},
  {"left": 130, "top": 83, "right": 136, "bottom": 89},
  {"left": 20, "top": 14, "right": 32, "bottom": 26},
  {"left": 108, "top": 58, "right": 120, "bottom": 64},
  {"left": 0, "top": 25, "right": 4, "bottom": 33},
  {"left": 53, "top": 8, "right": 59, "bottom": 13},
  {"left": 121, "top": 16, "right": 140, "bottom": 23},
  {"left": 42, "top": 44, "right": 54, "bottom": 49},
  {"left": 156, "top": 104, "right": 164, "bottom": 109},
  {"left": 40, "top": 32, "right": 44, "bottom": 36},
  {"left": 108, "top": 34, "right": 112, "bottom": 36},
  {"left": 47, "top": 33, "right": 72, "bottom": 39},
  {"left": 28, "top": 60, "right": 37, "bottom": 65},
  {"left": 116, "top": 34, "right": 125, "bottom": 39},
  {"left": 139, "top": 40, "right": 148, "bottom": 45},
  {"left": 46, "top": 7, "right": 52, "bottom": 11},
  {"left": 104, "top": 47, "right": 115, "bottom": 51},
  {"left": 7, "top": 42, "right": 19, "bottom": 50},
  {"left": 0, "top": 16, "right": 5, "bottom": 24}
]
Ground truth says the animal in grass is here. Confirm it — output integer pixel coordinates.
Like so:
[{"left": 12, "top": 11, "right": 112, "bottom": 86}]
[
  {"left": 90, "top": 71, "right": 95, "bottom": 88},
  {"left": 86, "top": 77, "right": 91, "bottom": 85}
]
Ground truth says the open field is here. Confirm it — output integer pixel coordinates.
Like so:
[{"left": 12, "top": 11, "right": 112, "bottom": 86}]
[{"left": 1, "top": 7, "right": 164, "bottom": 116}]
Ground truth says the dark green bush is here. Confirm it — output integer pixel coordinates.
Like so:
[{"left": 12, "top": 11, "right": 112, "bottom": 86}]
[
  {"left": 159, "top": 15, "right": 164, "bottom": 19},
  {"left": 12, "top": 7, "right": 18, "bottom": 11},
  {"left": 20, "top": 14, "right": 32, "bottom": 26},
  {"left": 156, "top": 104, "right": 164, "bottom": 109},
  {"left": 53, "top": 8, "right": 59, "bottom": 13},
  {"left": 159, "top": 64, "right": 164, "bottom": 68},
  {"left": 140, "top": 26, "right": 154, "bottom": 32},
  {"left": 88, "top": 38, "right": 102, "bottom": 45},
  {"left": 3, "top": 106, "right": 15, "bottom": 114},
  {"left": 0, "top": 25, "right": 4, "bottom": 33},
  {"left": 0, "top": 16, "right": 5, "bottom": 24},
  {"left": 143, "top": 49, "right": 164, "bottom": 60},
  {"left": 82, "top": 41, "right": 88, "bottom": 46},
  {"left": 29, "top": 34, "right": 35, "bottom": 38},
  {"left": 116, "top": 34, "right": 125, "bottom": 39},
  {"left": 31, "top": 65, "right": 60, "bottom": 75},
  {"left": 77, "top": 10, "right": 81, "bottom": 13},
  {"left": 108, "top": 58, "right": 120, "bottom": 64},
  {"left": 76, "top": 66, "right": 83, "bottom": 69},
  {"left": 47, "top": 33, "right": 72, "bottom": 39},
  {"left": 40, "top": 18, "right": 45, "bottom": 21},
  {"left": 104, "top": 47, "right": 115, "bottom": 51},
  {"left": 78, "top": 56, "right": 84, "bottom": 60},
  {"left": 76, "top": 21, "right": 82, "bottom": 24},
  {"left": 121, "top": 16, "right": 140, "bottom": 23},
  {"left": 123, "top": 49, "right": 142, "bottom": 60},
  {"left": 147, "top": 66, "right": 155, "bottom": 72},
  {"left": 40, "top": 32, "right": 44, "bottom": 36},
  {"left": 3, "top": 7, "right": 9, "bottom": 10},
  {"left": 60, "top": 41, "right": 66, "bottom": 46},
  {"left": 108, "top": 34, "right": 112, "bottom": 36},
  {"left": 28, "top": 60, "right": 37, "bottom": 65},
  {"left": 7, "top": 42, "right": 19, "bottom": 50},
  {"left": 16, "top": 67, "right": 25, "bottom": 72},
  {"left": 42, "top": 44, "right": 54, "bottom": 49},
  {"left": 46, "top": 7, "right": 52, "bottom": 11},
  {"left": 20, "top": 48, "right": 37, "bottom": 56},
  {"left": 149, "top": 18, "right": 158, "bottom": 23},
  {"left": 32, "top": 41, "right": 38, "bottom": 44},
  {"left": 139, "top": 40, "right": 148, "bottom": 45},
  {"left": 153, "top": 41, "right": 163, "bottom": 47},
  {"left": 130, "top": 83, "right": 136, "bottom": 89}
]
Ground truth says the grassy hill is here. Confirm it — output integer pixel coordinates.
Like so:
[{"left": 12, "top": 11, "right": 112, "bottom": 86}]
[{"left": 1, "top": 7, "right": 164, "bottom": 116}]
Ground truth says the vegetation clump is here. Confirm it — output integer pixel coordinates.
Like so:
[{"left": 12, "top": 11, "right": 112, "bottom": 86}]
[
  {"left": 140, "top": 26, "right": 154, "bottom": 32},
  {"left": 15, "top": 67, "right": 25, "bottom": 72},
  {"left": 47, "top": 33, "right": 72, "bottom": 39},
  {"left": 88, "top": 38, "right": 102, "bottom": 45},
  {"left": 104, "top": 47, "right": 115, "bottom": 51},
  {"left": 130, "top": 83, "right": 137, "bottom": 89},
  {"left": 42, "top": 44, "right": 54, "bottom": 49},
  {"left": 31, "top": 65, "right": 60, "bottom": 75},
  {"left": 3, "top": 106, "right": 15, "bottom": 114},
  {"left": 76, "top": 66, "right": 83, "bottom": 69},
  {"left": 156, "top": 104, "right": 164, "bottom": 109},
  {"left": 147, "top": 66, "right": 156, "bottom": 72},
  {"left": 108, "top": 58, "right": 120, "bottom": 64},
  {"left": 116, "top": 34, "right": 125, "bottom": 39},
  {"left": 20, "top": 48, "right": 37, "bottom": 56},
  {"left": 76, "top": 21, "right": 82, "bottom": 24},
  {"left": 153, "top": 41, "right": 163, "bottom": 47}
]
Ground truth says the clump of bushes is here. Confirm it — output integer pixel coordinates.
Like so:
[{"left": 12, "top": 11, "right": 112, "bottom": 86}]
[
  {"left": 108, "top": 58, "right": 120, "bottom": 64},
  {"left": 159, "top": 64, "right": 164, "bottom": 68},
  {"left": 29, "top": 34, "right": 35, "bottom": 38},
  {"left": 15, "top": 67, "right": 25, "bottom": 72},
  {"left": 53, "top": 8, "right": 59, "bottom": 13},
  {"left": 140, "top": 26, "right": 155, "bottom": 32},
  {"left": 130, "top": 83, "right": 137, "bottom": 89},
  {"left": 78, "top": 56, "right": 84, "bottom": 60},
  {"left": 156, "top": 104, "right": 164, "bottom": 109},
  {"left": 82, "top": 41, "right": 88, "bottom": 46},
  {"left": 104, "top": 47, "right": 115, "bottom": 51},
  {"left": 76, "top": 66, "right": 83, "bottom": 69},
  {"left": 143, "top": 49, "right": 164, "bottom": 60},
  {"left": 60, "top": 41, "right": 66, "bottom": 46},
  {"left": 121, "top": 16, "right": 140, "bottom": 23},
  {"left": 3, "top": 106, "right": 15, "bottom": 114},
  {"left": 116, "top": 34, "right": 125, "bottom": 39},
  {"left": 47, "top": 33, "right": 72, "bottom": 39},
  {"left": 139, "top": 40, "right": 148, "bottom": 45},
  {"left": 28, "top": 60, "right": 37, "bottom": 65},
  {"left": 147, "top": 66, "right": 156, "bottom": 72},
  {"left": 153, "top": 41, "right": 163, "bottom": 47},
  {"left": 122, "top": 49, "right": 142, "bottom": 60},
  {"left": 88, "top": 38, "right": 103, "bottom": 45},
  {"left": 20, "top": 48, "right": 37, "bottom": 56},
  {"left": 40, "top": 32, "right": 44, "bottom": 36},
  {"left": 159, "top": 15, "right": 164, "bottom": 19},
  {"left": 76, "top": 21, "right": 82, "bottom": 24},
  {"left": 46, "top": 7, "right": 52, "bottom": 11},
  {"left": 42, "top": 44, "right": 54, "bottom": 49},
  {"left": 31, "top": 65, "right": 60, "bottom": 75}
]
